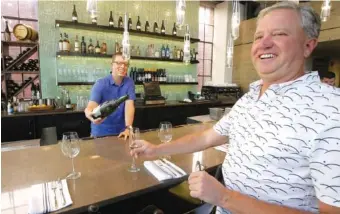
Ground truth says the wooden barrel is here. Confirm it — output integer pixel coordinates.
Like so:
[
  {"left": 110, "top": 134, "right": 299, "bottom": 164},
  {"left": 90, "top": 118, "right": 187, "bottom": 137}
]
[{"left": 13, "top": 24, "right": 38, "bottom": 41}]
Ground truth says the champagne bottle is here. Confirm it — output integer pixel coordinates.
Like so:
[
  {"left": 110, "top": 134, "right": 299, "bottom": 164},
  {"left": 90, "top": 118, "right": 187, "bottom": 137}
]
[
  {"left": 128, "top": 17, "right": 132, "bottom": 30},
  {"left": 136, "top": 16, "right": 141, "bottom": 31},
  {"left": 95, "top": 40, "right": 101, "bottom": 54},
  {"left": 81, "top": 36, "right": 86, "bottom": 54},
  {"left": 161, "top": 20, "right": 165, "bottom": 34},
  {"left": 153, "top": 22, "right": 158, "bottom": 33},
  {"left": 145, "top": 21, "right": 150, "bottom": 32},
  {"left": 172, "top": 22, "right": 177, "bottom": 36},
  {"left": 74, "top": 35, "right": 80, "bottom": 52},
  {"left": 118, "top": 16, "right": 123, "bottom": 28},
  {"left": 109, "top": 11, "right": 114, "bottom": 27},
  {"left": 72, "top": 4, "right": 78, "bottom": 23},
  {"left": 92, "top": 94, "right": 129, "bottom": 119},
  {"left": 4, "top": 21, "right": 11, "bottom": 41}
]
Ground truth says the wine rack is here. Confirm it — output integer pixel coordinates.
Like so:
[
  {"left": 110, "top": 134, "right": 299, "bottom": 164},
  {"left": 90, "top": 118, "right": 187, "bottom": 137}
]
[{"left": 57, "top": 82, "right": 198, "bottom": 86}]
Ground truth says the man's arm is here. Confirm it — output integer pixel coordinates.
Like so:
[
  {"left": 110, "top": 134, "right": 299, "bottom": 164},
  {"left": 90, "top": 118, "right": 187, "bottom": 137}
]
[
  {"left": 189, "top": 172, "right": 340, "bottom": 214},
  {"left": 124, "top": 100, "right": 135, "bottom": 127},
  {"left": 84, "top": 101, "right": 104, "bottom": 124}
]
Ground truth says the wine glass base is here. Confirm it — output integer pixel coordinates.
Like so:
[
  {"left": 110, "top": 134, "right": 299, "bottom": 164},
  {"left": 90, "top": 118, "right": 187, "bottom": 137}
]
[
  {"left": 128, "top": 167, "right": 140, "bottom": 172},
  {"left": 66, "top": 171, "right": 81, "bottom": 180}
]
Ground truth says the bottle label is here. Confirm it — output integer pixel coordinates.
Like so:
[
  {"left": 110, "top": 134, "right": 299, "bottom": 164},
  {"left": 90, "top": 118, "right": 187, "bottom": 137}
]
[
  {"left": 92, "top": 19, "right": 97, "bottom": 23},
  {"left": 161, "top": 29, "right": 165, "bottom": 33},
  {"left": 74, "top": 42, "right": 79, "bottom": 52},
  {"left": 95, "top": 47, "right": 100, "bottom": 53},
  {"left": 109, "top": 21, "right": 114, "bottom": 26},
  {"left": 66, "top": 104, "right": 72, "bottom": 109},
  {"left": 59, "top": 43, "right": 63, "bottom": 51},
  {"left": 72, "top": 16, "right": 77, "bottom": 21},
  {"left": 173, "top": 32, "right": 177, "bottom": 35},
  {"left": 137, "top": 26, "right": 141, "bottom": 30},
  {"left": 63, "top": 42, "right": 68, "bottom": 51}
]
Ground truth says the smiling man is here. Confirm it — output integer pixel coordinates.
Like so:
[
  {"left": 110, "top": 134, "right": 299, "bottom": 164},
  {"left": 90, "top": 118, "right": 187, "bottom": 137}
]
[
  {"left": 131, "top": 2, "right": 340, "bottom": 214},
  {"left": 85, "top": 53, "right": 136, "bottom": 139}
]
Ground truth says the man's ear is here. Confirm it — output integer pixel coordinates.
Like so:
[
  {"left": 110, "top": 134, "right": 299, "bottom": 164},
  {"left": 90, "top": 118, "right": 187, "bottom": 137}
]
[{"left": 304, "top": 38, "right": 318, "bottom": 58}]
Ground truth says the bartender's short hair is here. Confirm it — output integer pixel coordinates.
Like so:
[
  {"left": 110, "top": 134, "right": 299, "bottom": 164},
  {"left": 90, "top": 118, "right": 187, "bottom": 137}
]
[
  {"left": 257, "top": 1, "right": 321, "bottom": 39},
  {"left": 112, "top": 52, "right": 123, "bottom": 63},
  {"left": 320, "top": 71, "right": 336, "bottom": 79}
]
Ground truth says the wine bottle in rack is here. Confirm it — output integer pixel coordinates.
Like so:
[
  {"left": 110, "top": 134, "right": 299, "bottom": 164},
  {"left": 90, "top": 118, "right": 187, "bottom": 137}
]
[
  {"left": 136, "top": 16, "right": 141, "bottom": 31},
  {"left": 161, "top": 20, "right": 165, "bottom": 34},
  {"left": 109, "top": 11, "right": 114, "bottom": 27},
  {"left": 72, "top": 4, "right": 78, "bottom": 23}
]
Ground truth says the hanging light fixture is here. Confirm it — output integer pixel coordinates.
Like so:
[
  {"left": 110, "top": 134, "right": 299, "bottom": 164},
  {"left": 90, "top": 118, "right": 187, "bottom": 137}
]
[
  {"left": 122, "top": 12, "right": 130, "bottom": 60},
  {"left": 231, "top": 0, "right": 240, "bottom": 40},
  {"left": 226, "top": 34, "right": 234, "bottom": 68},
  {"left": 86, "top": 0, "right": 98, "bottom": 19},
  {"left": 183, "top": 25, "right": 191, "bottom": 65},
  {"left": 320, "top": 0, "right": 331, "bottom": 22},
  {"left": 176, "top": 0, "right": 186, "bottom": 30}
]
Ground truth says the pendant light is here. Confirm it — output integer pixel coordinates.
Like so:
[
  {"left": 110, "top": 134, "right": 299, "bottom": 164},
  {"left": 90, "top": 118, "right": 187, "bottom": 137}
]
[
  {"left": 226, "top": 34, "right": 234, "bottom": 68},
  {"left": 320, "top": 0, "right": 331, "bottom": 22},
  {"left": 183, "top": 25, "right": 191, "bottom": 65},
  {"left": 122, "top": 13, "right": 131, "bottom": 60},
  {"left": 176, "top": 0, "right": 186, "bottom": 29},
  {"left": 231, "top": 0, "right": 240, "bottom": 40},
  {"left": 86, "top": 0, "right": 98, "bottom": 19}
]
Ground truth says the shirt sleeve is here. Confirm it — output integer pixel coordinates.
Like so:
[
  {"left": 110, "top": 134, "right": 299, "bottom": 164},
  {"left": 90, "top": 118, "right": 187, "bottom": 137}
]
[
  {"left": 309, "top": 115, "right": 340, "bottom": 207},
  {"left": 213, "top": 110, "right": 232, "bottom": 136},
  {"left": 90, "top": 79, "right": 103, "bottom": 104},
  {"left": 127, "top": 79, "right": 136, "bottom": 100}
]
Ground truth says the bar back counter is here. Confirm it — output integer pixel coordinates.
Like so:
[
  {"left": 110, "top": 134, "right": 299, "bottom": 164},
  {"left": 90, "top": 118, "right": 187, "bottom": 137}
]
[{"left": 1, "top": 100, "right": 234, "bottom": 143}]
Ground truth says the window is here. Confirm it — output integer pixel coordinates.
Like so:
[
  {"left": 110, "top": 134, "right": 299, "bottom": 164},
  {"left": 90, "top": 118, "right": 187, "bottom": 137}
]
[{"left": 197, "top": 6, "right": 214, "bottom": 91}]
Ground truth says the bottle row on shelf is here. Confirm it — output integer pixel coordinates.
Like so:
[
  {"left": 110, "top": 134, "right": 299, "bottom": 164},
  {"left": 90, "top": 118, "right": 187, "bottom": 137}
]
[
  {"left": 71, "top": 5, "right": 177, "bottom": 35},
  {"left": 58, "top": 34, "right": 198, "bottom": 61}
]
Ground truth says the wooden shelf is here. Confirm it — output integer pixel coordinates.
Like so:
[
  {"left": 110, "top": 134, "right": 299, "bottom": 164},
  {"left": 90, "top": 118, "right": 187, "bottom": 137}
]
[
  {"left": 2, "top": 41, "right": 38, "bottom": 47},
  {"left": 55, "top": 20, "right": 200, "bottom": 43},
  {"left": 5, "top": 45, "right": 38, "bottom": 71},
  {"left": 12, "top": 75, "right": 39, "bottom": 97},
  {"left": 56, "top": 52, "right": 199, "bottom": 64},
  {"left": 3, "top": 71, "right": 39, "bottom": 74},
  {"left": 58, "top": 82, "right": 198, "bottom": 86}
]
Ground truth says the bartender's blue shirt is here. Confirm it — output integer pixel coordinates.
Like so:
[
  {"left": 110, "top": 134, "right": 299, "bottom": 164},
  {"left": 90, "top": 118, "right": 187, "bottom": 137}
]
[{"left": 90, "top": 75, "right": 136, "bottom": 137}]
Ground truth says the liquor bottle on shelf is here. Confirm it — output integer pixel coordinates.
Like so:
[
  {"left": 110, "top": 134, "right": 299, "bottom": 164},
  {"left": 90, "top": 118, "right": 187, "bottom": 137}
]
[
  {"left": 66, "top": 91, "right": 72, "bottom": 110},
  {"left": 154, "top": 47, "right": 160, "bottom": 58},
  {"left": 95, "top": 41, "right": 101, "bottom": 54},
  {"left": 31, "top": 83, "right": 36, "bottom": 101},
  {"left": 153, "top": 21, "right": 158, "bottom": 33},
  {"left": 81, "top": 36, "right": 86, "bottom": 54},
  {"left": 91, "top": 95, "right": 129, "bottom": 119},
  {"left": 172, "top": 22, "right": 177, "bottom": 36},
  {"left": 161, "top": 45, "right": 166, "bottom": 58},
  {"left": 136, "top": 16, "right": 141, "bottom": 31},
  {"left": 36, "top": 84, "right": 41, "bottom": 99},
  {"left": 136, "top": 46, "right": 140, "bottom": 56},
  {"left": 92, "top": 16, "right": 97, "bottom": 25},
  {"left": 88, "top": 39, "right": 94, "bottom": 54},
  {"left": 128, "top": 17, "right": 132, "bottom": 30},
  {"left": 109, "top": 11, "right": 114, "bottom": 27},
  {"left": 74, "top": 35, "right": 80, "bottom": 52},
  {"left": 63, "top": 33, "right": 69, "bottom": 52},
  {"left": 176, "top": 48, "right": 181, "bottom": 59},
  {"left": 180, "top": 49, "right": 184, "bottom": 60},
  {"left": 173, "top": 46, "right": 177, "bottom": 59},
  {"left": 101, "top": 42, "right": 107, "bottom": 54},
  {"left": 145, "top": 21, "right": 150, "bottom": 32},
  {"left": 118, "top": 16, "right": 123, "bottom": 28},
  {"left": 165, "top": 45, "right": 170, "bottom": 59},
  {"left": 4, "top": 21, "right": 11, "bottom": 42},
  {"left": 72, "top": 4, "right": 78, "bottom": 23},
  {"left": 58, "top": 33, "right": 63, "bottom": 52},
  {"left": 161, "top": 20, "right": 165, "bottom": 34}
]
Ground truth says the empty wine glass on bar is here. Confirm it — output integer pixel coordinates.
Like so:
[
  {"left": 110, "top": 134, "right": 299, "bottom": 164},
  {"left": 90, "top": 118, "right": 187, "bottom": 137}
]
[
  {"left": 61, "top": 132, "right": 81, "bottom": 179},
  {"left": 128, "top": 127, "right": 141, "bottom": 172},
  {"left": 158, "top": 121, "right": 173, "bottom": 159}
]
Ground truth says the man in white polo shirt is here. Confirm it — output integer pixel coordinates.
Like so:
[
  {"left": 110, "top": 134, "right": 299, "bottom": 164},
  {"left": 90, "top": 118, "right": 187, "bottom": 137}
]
[{"left": 132, "top": 2, "right": 340, "bottom": 213}]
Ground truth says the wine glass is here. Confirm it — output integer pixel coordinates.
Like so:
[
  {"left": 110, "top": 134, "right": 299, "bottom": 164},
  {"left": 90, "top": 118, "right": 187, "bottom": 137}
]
[
  {"left": 61, "top": 132, "right": 81, "bottom": 179},
  {"left": 128, "top": 127, "right": 141, "bottom": 172},
  {"left": 158, "top": 122, "right": 173, "bottom": 159}
]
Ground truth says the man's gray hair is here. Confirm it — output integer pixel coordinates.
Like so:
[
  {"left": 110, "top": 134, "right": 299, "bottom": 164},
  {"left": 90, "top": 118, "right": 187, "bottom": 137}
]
[{"left": 257, "top": 1, "right": 321, "bottom": 39}]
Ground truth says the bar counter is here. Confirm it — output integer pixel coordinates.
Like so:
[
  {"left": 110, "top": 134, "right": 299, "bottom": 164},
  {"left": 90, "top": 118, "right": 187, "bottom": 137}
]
[{"left": 1, "top": 123, "right": 226, "bottom": 214}]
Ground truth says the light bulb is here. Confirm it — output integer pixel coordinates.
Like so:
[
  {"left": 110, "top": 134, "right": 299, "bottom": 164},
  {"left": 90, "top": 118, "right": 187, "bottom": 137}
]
[
  {"left": 176, "top": 0, "right": 186, "bottom": 29},
  {"left": 183, "top": 25, "right": 191, "bottom": 65}
]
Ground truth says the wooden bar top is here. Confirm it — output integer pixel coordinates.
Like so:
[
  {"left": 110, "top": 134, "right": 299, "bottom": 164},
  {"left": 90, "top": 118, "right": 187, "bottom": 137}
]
[{"left": 1, "top": 123, "right": 226, "bottom": 214}]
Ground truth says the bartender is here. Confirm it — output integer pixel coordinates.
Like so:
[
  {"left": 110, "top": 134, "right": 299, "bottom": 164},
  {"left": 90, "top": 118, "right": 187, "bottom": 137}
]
[{"left": 85, "top": 53, "right": 136, "bottom": 140}]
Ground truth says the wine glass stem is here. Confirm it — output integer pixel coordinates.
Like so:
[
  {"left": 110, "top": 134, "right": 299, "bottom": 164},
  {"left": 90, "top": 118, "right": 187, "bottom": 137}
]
[
  {"left": 71, "top": 157, "right": 76, "bottom": 174},
  {"left": 131, "top": 156, "right": 136, "bottom": 169}
]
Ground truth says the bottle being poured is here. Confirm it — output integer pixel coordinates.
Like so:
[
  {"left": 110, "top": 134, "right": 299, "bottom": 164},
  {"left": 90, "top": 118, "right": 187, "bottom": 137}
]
[{"left": 92, "top": 95, "right": 129, "bottom": 119}]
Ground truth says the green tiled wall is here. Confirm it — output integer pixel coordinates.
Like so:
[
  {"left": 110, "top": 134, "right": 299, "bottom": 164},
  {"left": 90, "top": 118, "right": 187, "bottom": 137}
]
[{"left": 38, "top": 0, "right": 199, "bottom": 101}]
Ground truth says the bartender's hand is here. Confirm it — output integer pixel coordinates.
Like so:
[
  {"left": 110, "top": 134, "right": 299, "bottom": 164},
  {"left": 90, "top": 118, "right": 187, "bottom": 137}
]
[
  {"left": 188, "top": 171, "right": 229, "bottom": 206},
  {"left": 130, "top": 140, "right": 157, "bottom": 159},
  {"left": 118, "top": 128, "right": 129, "bottom": 140},
  {"left": 85, "top": 109, "right": 105, "bottom": 125}
]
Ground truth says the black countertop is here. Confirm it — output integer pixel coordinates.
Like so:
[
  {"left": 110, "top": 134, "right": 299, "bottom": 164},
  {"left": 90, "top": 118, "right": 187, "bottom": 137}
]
[{"left": 1, "top": 100, "right": 235, "bottom": 118}]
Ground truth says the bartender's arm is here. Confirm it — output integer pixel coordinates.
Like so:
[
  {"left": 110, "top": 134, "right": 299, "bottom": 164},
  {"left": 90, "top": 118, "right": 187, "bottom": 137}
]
[
  {"left": 118, "top": 100, "right": 135, "bottom": 140},
  {"left": 84, "top": 101, "right": 105, "bottom": 124},
  {"left": 84, "top": 79, "right": 105, "bottom": 124}
]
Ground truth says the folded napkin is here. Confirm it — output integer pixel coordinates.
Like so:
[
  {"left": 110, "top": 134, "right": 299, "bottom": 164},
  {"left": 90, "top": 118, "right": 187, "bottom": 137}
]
[
  {"left": 29, "top": 179, "right": 72, "bottom": 214},
  {"left": 144, "top": 159, "right": 187, "bottom": 181}
]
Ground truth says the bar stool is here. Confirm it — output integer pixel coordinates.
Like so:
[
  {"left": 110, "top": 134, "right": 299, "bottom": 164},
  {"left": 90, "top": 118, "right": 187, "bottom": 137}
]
[{"left": 40, "top": 127, "right": 57, "bottom": 146}]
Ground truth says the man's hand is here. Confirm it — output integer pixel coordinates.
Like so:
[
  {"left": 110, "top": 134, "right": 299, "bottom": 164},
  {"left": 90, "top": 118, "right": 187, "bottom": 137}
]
[
  {"left": 188, "top": 171, "right": 229, "bottom": 206},
  {"left": 118, "top": 128, "right": 129, "bottom": 140},
  {"left": 85, "top": 110, "right": 105, "bottom": 124},
  {"left": 130, "top": 140, "right": 158, "bottom": 159}
]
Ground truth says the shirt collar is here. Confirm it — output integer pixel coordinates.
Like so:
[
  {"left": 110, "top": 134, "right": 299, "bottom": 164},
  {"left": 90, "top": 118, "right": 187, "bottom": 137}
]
[
  {"left": 249, "top": 71, "right": 320, "bottom": 93},
  {"left": 109, "top": 75, "right": 126, "bottom": 86}
]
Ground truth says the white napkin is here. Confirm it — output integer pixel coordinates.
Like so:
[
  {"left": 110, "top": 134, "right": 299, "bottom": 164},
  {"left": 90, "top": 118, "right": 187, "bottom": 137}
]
[
  {"left": 144, "top": 159, "right": 187, "bottom": 181},
  {"left": 29, "top": 179, "right": 72, "bottom": 214}
]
